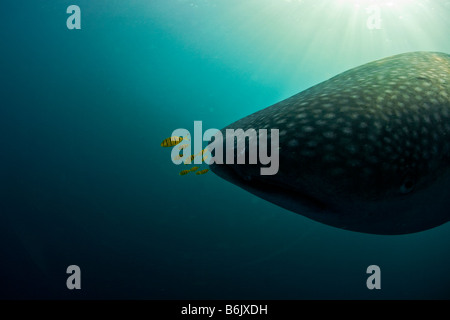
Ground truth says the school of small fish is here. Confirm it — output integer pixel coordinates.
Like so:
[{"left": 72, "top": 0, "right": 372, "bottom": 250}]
[{"left": 160, "top": 135, "right": 210, "bottom": 176}]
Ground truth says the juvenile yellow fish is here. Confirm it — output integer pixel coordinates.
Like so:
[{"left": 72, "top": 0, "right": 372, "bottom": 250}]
[
  {"left": 179, "top": 169, "right": 190, "bottom": 176},
  {"left": 184, "top": 154, "right": 195, "bottom": 164},
  {"left": 182, "top": 147, "right": 209, "bottom": 164},
  {"left": 189, "top": 166, "right": 200, "bottom": 172},
  {"left": 178, "top": 144, "right": 189, "bottom": 150},
  {"left": 184, "top": 152, "right": 202, "bottom": 164},
  {"left": 161, "top": 136, "right": 182, "bottom": 147},
  {"left": 195, "top": 169, "right": 209, "bottom": 175},
  {"left": 161, "top": 135, "right": 189, "bottom": 147}
]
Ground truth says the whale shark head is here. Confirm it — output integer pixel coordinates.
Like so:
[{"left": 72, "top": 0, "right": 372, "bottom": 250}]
[{"left": 210, "top": 51, "right": 450, "bottom": 235}]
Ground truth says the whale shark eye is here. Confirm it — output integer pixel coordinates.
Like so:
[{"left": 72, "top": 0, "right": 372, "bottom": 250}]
[{"left": 400, "top": 179, "right": 415, "bottom": 194}]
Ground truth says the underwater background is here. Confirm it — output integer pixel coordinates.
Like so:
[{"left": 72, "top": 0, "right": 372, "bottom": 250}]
[{"left": 1, "top": 0, "right": 450, "bottom": 299}]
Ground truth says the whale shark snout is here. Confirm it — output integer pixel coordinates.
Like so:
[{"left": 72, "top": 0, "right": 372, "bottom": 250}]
[{"left": 210, "top": 51, "right": 450, "bottom": 235}]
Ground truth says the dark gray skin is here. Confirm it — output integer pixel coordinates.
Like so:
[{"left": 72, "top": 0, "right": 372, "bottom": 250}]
[{"left": 210, "top": 51, "right": 450, "bottom": 235}]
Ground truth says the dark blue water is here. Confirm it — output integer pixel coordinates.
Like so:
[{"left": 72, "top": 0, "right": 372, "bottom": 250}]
[{"left": 1, "top": 0, "right": 450, "bottom": 299}]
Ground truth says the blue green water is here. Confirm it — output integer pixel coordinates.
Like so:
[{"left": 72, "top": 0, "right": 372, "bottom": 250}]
[{"left": 1, "top": 0, "right": 450, "bottom": 299}]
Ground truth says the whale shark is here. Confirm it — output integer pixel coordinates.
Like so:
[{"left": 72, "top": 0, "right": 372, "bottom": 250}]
[{"left": 210, "top": 51, "right": 450, "bottom": 235}]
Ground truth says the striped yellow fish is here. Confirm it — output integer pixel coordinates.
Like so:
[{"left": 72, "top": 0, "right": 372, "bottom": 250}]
[
  {"left": 184, "top": 155, "right": 195, "bottom": 165},
  {"left": 179, "top": 169, "right": 190, "bottom": 176},
  {"left": 161, "top": 136, "right": 189, "bottom": 147},
  {"left": 184, "top": 153, "right": 201, "bottom": 164},
  {"left": 184, "top": 148, "right": 209, "bottom": 164},
  {"left": 195, "top": 169, "right": 209, "bottom": 175},
  {"left": 189, "top": 166, "right": 200, "bottom": 172}
]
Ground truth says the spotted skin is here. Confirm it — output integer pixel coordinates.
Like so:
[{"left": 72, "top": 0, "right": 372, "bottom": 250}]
[{"left": 210, "top": 52, "right": 450, "bottom": 235}]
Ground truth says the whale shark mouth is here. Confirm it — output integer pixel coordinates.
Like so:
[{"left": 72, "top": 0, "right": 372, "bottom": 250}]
[{"left": 209, "top": 162, "right": 331, "bottom": 214}]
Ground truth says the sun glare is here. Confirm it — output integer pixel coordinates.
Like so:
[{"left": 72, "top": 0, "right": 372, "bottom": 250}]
[{"left": 340, "top": 0, "right": 415, "bottom": 8}]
